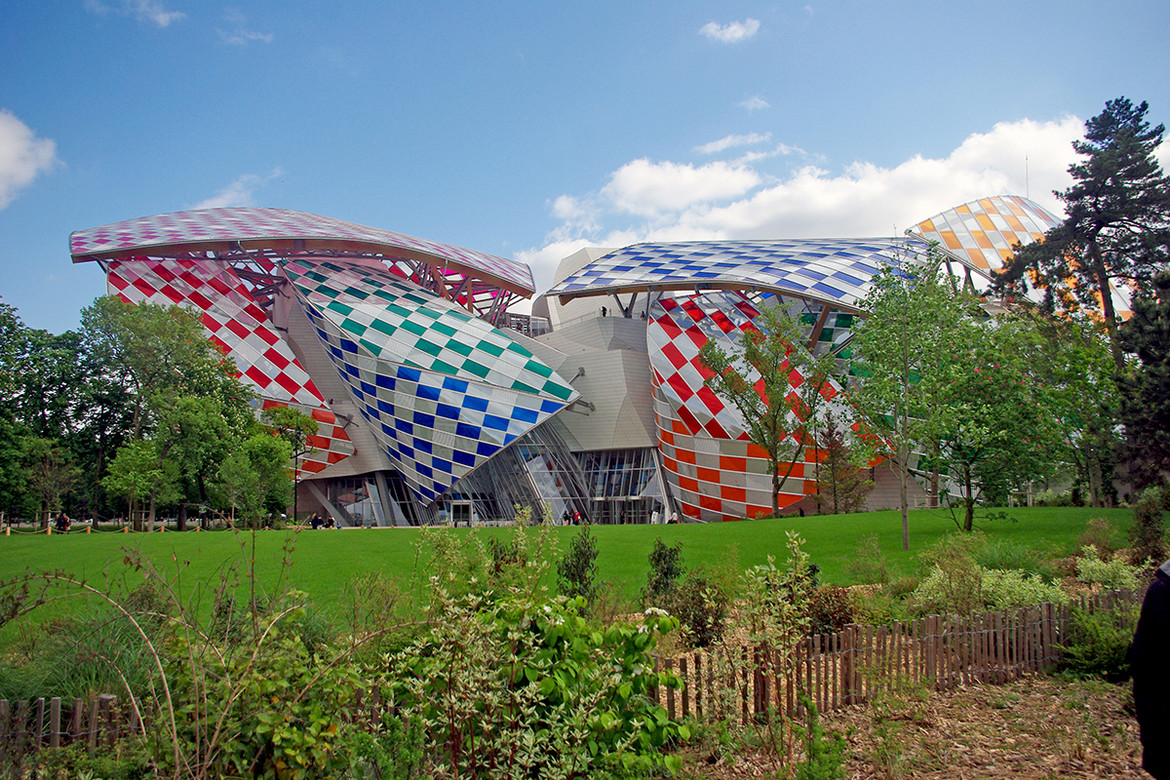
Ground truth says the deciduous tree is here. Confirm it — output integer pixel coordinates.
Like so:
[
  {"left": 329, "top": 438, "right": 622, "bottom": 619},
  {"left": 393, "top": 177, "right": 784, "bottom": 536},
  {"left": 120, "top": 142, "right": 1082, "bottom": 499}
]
[{"left": 699, "top": 303, "right": 844, "bottom": 517}]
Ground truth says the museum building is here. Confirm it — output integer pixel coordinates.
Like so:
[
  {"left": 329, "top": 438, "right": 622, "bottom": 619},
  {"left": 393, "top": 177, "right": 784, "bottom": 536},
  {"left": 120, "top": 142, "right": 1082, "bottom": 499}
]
[{"left": 70, "top": 194, "right": 1074, "bottom": 525}]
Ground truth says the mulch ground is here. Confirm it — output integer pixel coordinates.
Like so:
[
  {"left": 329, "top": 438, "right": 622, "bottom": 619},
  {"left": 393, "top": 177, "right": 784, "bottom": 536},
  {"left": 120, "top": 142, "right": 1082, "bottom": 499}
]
[{"left": 679, "top": 674, "right": 1147, "bottom": 779}]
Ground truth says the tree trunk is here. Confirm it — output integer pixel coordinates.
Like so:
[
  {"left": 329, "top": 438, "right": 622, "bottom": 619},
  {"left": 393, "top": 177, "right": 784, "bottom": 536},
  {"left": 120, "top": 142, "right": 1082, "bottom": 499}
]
[
  {"left": 898, "top": 442, "right": 910, "bottom": 551},
  {"left": 177, "top": 500, "right": 187, "bottom": 532},
  {"left": 963, "top": 464, "right": 975, "bottom": 532}
]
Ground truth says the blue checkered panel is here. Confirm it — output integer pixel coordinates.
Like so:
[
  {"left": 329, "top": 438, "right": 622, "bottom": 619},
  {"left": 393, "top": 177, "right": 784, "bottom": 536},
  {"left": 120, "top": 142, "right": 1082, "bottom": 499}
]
[
  {"left": 283, "top": 259, "right": 577, "bottom": 503},
  {"left": 548, "top": 237, "right": 933, "bottom": 310}
]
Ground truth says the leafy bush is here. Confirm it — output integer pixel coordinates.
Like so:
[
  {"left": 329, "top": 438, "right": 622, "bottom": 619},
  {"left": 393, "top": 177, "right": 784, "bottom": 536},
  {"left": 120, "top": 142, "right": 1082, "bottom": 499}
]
[
  {"left": 670, "top": 568, "right": 729, "bottom": 648},
  {"left": 642, "top": 537, "right": 684, "bottom": 607},
  {"left": 557, "top": 524, "right": 599, "bottom": 608},
  {"left": 387, "top": 586, "right": 687, "bottom": 778},
  {"left": 805, "top": 585, "right": 855, "bottom": 637},
  {"left": 1058, "top": 605, "right": 1137, "bottom": 681},
  {"left": 793, "top": 694, "right": 847, "bottom": 780},
  {"left": 980, "top": 569, "right": 1068, "bottom": 609},
  {"left": 1077, "top": 544, "right": 1144, "bottom": 592},
  {"left": 911, "top": 535, "right": 984, "bottom": 615},
  {"left": 911, "top": 560, "right": 1067, "bottom": 616}
]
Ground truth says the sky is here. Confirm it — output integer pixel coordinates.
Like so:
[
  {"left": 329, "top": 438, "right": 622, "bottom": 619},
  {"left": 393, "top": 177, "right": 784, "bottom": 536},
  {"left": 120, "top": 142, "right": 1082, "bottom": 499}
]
[{"left": 2, "top": 1, "right": 1169, "bottom": 334}]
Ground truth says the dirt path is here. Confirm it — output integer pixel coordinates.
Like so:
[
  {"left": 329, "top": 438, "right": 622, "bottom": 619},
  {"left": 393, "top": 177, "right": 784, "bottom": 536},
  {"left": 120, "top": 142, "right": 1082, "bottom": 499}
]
[{"left": 681, "top": 674, "right": 1146, "bottom": 779}]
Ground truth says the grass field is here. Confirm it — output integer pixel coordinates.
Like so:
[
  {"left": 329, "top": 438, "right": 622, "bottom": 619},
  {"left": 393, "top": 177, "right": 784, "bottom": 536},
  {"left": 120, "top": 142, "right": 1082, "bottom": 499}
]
[{"left": 0, "top": 506, "right": 1134, "bottom": 629}]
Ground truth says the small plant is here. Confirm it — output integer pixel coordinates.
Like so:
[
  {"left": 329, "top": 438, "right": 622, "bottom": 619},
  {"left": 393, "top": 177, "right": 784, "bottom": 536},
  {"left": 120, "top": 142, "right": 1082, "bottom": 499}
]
[
  {"left": 849, "top": 534, "right": 890, "bottom": 585},
  {"left": 976, "top": 538, "right": 1055, "bottom": 580},
  {"left": 1058, "top": 604, "right": 1137, "bottom": 681},
  {"left": 980, "top": 569, "right": 1068, "bottom": 609},
  {"left": 670, "top": 568, "right": 729, "bottom": 648},
  {"left": 556, "top": 524, "right": 599, "bottom": 609},
  {"left": 793, "top": 693, "right": 847, "bottom": 780},
  {"left": 642, "top": 537, "right": 684, "bottom": 607},
  {"left": 1077, "top": 517, "right": 1122, "bottom": 559}
]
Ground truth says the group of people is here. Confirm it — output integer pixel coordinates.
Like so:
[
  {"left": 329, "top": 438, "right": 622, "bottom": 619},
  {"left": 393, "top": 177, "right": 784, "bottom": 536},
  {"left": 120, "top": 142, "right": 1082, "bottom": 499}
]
[{"left": 307, "top": 513, "right": 336, "bottom": 529}]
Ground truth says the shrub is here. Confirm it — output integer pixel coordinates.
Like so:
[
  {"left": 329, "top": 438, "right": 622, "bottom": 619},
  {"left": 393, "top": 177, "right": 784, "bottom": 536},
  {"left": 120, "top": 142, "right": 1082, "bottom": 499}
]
[
  {"left": 1076, "top": 545, "right": 1144, "bottom": 592},
  {"left": 1130, "top": 486, "right": 1167, "bottom": 566},
  {"left": 557, "top": 524, "right": 599, "bottom": 608},
  {"left": 976, "top": 539, "right": 1056, "bottom": 581},
  {"left": 980, "top": 569, "right": 1068, "bottom": 609},
  {"left": 670, "top": 568, "right": 729, "bottom": 648},
  {"left": 911, "top": 534, "right": 984, "bottom": 615},
  {"left": 387, "top": 587, "right": 687, "bottom": 777},
  {"left": 805, "top": 585, "right": 855, "bottom": 637},
  {"left": 1058, "top": 605, "right": 1137, "bottom": 681},
  {"left": 643, "top": 537, "right": 684, "bottom": 607}
]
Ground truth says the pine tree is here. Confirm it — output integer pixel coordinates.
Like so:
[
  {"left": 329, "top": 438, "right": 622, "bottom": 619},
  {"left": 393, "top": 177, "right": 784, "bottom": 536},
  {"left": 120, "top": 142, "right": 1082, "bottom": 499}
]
[
  {"left": 1119, "top": 270, "right": 1170, "bottom": 490},
  {"left": 996, "top": 97, "right": 1170, "bottom": 370}
]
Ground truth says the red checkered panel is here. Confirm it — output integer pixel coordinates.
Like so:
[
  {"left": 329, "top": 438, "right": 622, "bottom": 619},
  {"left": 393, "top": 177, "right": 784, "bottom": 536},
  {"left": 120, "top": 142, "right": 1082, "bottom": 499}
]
[
  {"left": 261, "top": 400, "right": 356, "bottom": 480},
  {"left": 647, "top": 291, "right": 847, "bottom": 521},
  {"left": 106, "top": 258, "right": 324, "bottom": 405},
  {"left": 105, "top": 258, "right": 355, "bottom": 474}
]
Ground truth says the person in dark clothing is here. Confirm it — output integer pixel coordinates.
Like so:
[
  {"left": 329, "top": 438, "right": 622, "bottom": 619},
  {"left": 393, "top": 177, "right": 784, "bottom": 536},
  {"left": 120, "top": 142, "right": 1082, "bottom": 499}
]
[{"left": 1132, "top": 559, "right": 1170, "bottom": 779}]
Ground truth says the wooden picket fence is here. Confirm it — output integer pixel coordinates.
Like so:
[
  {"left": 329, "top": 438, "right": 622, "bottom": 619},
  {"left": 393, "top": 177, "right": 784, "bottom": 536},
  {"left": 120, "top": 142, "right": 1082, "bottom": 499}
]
[
  {"left": 0, "top": 590, "right": 1141, "bottom": 768},
  {"left": 652, "top": 589, "right": 1141, "bottom": 724}
]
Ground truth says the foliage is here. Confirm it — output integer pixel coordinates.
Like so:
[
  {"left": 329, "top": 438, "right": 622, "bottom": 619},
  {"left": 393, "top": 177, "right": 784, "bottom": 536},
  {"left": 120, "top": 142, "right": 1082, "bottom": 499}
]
[
  {"left": 20, "top": 435, "right": 80, "bottom": 525},
  {"left": 849, "top": 534, "right": 890, "bottom": 585},
  {"left": 642, "top": 537, "right": 684, "bottom": 607},
  {"left": 978, "top": 569, "right": 1068, "bottom": 610},
  {"left": 1129, "top": 485, "right": 1167, "bottom": 565},
  {"left": 910, "top": 534, "right": 985, "bottom": 615},
  {"left": 343, "top": 708, "right": 426, "bottom": 779},
  {"left": 670, "top": 567, "right": 730, "bottom": 648},
  {"left": 699, "top": 302, "right": 846, "bottom": 517},
  {"left": 1119, "top": 270, "right": 1170, "bottom": 489},
  {"left": 557, "top": 524, "right": 600, "bottom": 609},
  {"left": 995, "top": 96, "right": 1170, "bottom": 370},
  {"left": 850, "top": 249, "right": 974, "bottom": 549},
  {"left": 1058, "top": 605, "right": 1137, "bottom": 681},
  {"left": 386, "top": 581, "right": 686, "bottom": 778}
]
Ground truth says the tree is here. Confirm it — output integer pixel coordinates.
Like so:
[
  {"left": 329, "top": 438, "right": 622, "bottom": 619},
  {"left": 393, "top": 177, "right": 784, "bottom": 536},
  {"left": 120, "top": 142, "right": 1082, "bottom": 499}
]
[
  {"left": 1119, "top": 270, "right": 1170, "bottom": 490},
  {"left": 81, "top": 296, "right": 250, "bottom": 440},
  {"left": 22, "top": 436, "right": 80, "bottom": 527},
  {"left": 261, "top": 404, "right": 318, "bottom": 521},
  {"left": 699, "top": 303, "right": 844, "bottom": 517},
  {"left": 850, "top": 251, "right": 971, "bottom": 549},
  {"left": 996, "top": 97, "right": 1170, "bottom": 370},
  {"left": 212, "top": 446, "right": 262, "bottom": 525},
  {"left": 811, "top": 410, "right": 874, "bottom": 515},
  {"left": 103, "top": 438, "right": 179, "bottom": 528},
  {"left": 933, "top": 317, "right": 1062, "bottom": 530},
  {"left": 1005, "top": 309, "right": 1119, "bottom": 506}
]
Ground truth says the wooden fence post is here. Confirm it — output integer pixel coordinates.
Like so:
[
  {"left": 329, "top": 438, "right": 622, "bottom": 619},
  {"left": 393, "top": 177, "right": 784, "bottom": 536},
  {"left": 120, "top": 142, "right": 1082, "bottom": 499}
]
[{"left": 49, "top": 698, "right": 61, "bottom": 749}]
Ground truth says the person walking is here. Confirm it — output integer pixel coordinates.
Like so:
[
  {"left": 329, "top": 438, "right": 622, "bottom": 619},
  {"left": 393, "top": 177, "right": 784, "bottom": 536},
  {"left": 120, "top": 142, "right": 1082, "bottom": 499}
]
[{"left": 1132, "top": 559, "right": 1170, "bottom": 779}]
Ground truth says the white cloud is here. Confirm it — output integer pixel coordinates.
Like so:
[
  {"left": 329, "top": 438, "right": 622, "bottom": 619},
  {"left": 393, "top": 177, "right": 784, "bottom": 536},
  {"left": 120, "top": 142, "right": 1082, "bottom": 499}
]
[
  {"left": 218, "top": 10, "right": 273, "bottom": 45},
  {"left": 736, "top": 95, "right": 770, "bottom": 112},
  {"left": 695, "top": 132, "right": 772, "bottom": 155},
  {"left": 85, "top": 0, "right": 185, "bottom": 27},
  {"left": 0, "top": 110, "right": 58, "bottom": 210},
  {"left": 522, "top": 115, "right": 1089, "bottom": 292},
  {"left": 193, "top": 168, "right": 283, "bottom": 209},
  {"left": 601, "top": 158, "right": 762, "bottom": 217},
  {"left": 699, "top": 19, "right": 761, "bottom": 43}
]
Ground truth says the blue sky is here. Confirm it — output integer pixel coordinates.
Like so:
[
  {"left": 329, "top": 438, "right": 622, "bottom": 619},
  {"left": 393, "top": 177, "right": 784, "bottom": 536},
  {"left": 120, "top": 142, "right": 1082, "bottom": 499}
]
[{"left": 2, "top": 1, "right": 1169, "bottom": 333}]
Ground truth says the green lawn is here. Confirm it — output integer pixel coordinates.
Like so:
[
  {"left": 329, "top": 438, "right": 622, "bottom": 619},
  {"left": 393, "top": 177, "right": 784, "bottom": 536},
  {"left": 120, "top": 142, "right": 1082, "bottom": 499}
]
[{"left": 0, "top": 506, "right": 1133, "bottom": 629}]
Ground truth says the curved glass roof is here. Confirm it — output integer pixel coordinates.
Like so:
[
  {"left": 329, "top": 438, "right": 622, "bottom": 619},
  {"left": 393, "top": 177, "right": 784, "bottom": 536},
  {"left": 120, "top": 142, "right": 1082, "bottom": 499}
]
[
  {"left": 70, "top": 207, "right": 534, "bottom": 295},
  {"left": 910, "top": 195, "right": 1061, "bottom": 274},
  {"left": 545, "top": 236, "right": 933, "bottom": 312}
]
